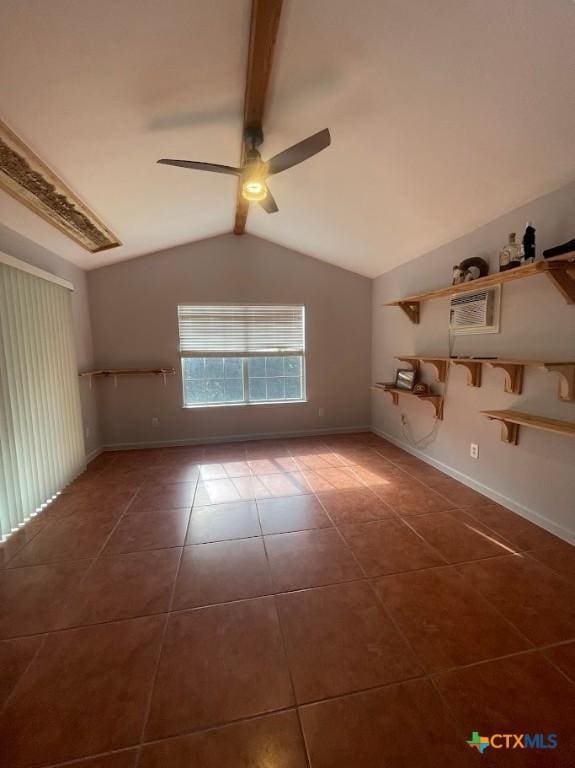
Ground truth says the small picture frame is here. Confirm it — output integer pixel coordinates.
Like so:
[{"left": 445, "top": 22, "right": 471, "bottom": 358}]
[{"left": 395, "top": 368, "right": 416, "bottom": 391}]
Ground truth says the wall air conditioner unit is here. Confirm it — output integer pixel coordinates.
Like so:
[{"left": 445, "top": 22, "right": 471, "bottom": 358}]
[{"left": 449, "top": 286, "right": 500, "bottom": 335}]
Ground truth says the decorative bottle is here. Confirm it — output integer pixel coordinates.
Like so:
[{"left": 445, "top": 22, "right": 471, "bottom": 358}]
[
  {"left": 522, "top": 222, "right": 536, "bottom": 264},
  {"left": 499, "top": 233, "right": 522, "bottom": 272}
]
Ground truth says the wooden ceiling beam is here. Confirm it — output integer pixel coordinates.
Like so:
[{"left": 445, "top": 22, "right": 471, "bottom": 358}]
[{"left": 233, "top": 0, "right": 283, "bottom": 235}]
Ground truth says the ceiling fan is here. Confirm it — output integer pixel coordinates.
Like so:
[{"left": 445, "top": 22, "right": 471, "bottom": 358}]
[{"left": 157, "top": 127, "right": 330, "bottom": 213}]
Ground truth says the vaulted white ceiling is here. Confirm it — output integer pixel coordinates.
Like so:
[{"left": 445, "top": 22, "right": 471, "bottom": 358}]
[{"left": 1, "top": 0, "right": 574, "bottom": 277}]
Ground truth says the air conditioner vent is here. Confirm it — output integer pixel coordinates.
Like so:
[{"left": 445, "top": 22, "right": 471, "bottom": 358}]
[{"left": 449, "top": 286, "right": 500, "bottom": 335}]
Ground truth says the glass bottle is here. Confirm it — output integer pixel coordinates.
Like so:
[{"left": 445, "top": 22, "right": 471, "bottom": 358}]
[{"left": 499, "top": 233, "right": 522, "bottom": 272}]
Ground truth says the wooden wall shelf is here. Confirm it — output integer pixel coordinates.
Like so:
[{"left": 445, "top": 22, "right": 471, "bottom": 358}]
[
  {"left": 396, "top": 356, "right": 575, "bottom": 401},
  {"left": 371, "top": 384, "right": 444, "bottom": 420},
  {"left": 79, "top": 368, "right": 176, "bottom": 388},
  {"left": 79, "top": 368, "right": 175, "bottom": 377},
  {"left": 386, "top": 253, "right": 575, "bottom": 324},
  {"left": 482, "top": 409, "right": 575, "bottom": 445}
]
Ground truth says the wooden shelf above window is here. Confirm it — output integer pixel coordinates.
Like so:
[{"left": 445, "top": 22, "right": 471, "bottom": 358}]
[
  {"left": 79, "top": 368, "right": 175, "bottom": 377},
  {"left": 371, "top": 384, "right": 444, "bottom": 420},
  {"left": 482, "top": 409, "right": 575, "bottom": 445},
  {"left": 396, "top": 356, "right": 575, "bottom": 401},
  {"left": 385, "top": 252, "right": 575, "bottom": 324}
]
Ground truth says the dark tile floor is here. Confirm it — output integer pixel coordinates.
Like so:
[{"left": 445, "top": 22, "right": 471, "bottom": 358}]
[{"left": 0, "top": 432, "right": 574, "bottom": 767}]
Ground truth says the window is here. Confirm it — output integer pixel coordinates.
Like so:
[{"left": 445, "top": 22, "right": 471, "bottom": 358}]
[{"left": 178, "top": 305, "right": 306, "bottom": 407}]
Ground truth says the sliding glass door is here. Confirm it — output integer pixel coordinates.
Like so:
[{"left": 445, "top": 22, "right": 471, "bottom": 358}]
[{"left": 0, "top": 255, "right": 85, "bottom": 540}]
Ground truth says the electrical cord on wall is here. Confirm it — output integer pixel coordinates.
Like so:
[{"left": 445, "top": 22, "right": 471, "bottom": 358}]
[
  {"left": 400, "top": 328, "right": 456, "bottom": 449},
  {"left": 400, "top": 412, "right": 440, "bottom": 449}
]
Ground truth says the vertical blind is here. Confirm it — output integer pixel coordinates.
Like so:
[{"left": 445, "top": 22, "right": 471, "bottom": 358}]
[
  {"left": 0, "top": 256, "right": 85, "bottom": 541},
  {"left": 177, "top": 304, "right": 305, "bottom": 357}
]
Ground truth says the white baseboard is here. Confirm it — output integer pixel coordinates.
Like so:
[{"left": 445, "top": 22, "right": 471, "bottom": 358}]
[
  {"left": 100, "top": 425, "right": 372, "bottom": 452},
  {"left": 372, "top": 426, "right": 575, "bottom": 545},
  {"left": 85, "top": 446, "right": 103, "bottom": 464}
]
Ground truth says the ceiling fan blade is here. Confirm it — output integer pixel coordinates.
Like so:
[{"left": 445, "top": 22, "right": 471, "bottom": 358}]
[
  {"left": 267, "top": 128, "right": 331, "bottom": 175},
  {"left": 258, "top": 186, "right": 279, "bottom": 213},
  {"left": 157, "top": 159, "right": 241, "bottom": 176}
]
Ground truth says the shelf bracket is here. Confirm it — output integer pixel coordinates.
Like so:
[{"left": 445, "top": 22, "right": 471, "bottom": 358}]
[
  {"left": 488, "top": 362, "right": 524, "bottom": 394},
  {"left": 540, "top": 363, "right": 575, "bottom": 402},
  {"left": 397, "top": 357, "right": 446, "bottom": 383},
  {"left": 398, "top": 301, "right": 420, "bottom": 324},
  {"left": 397, "top": 357, "right": 420, "bottom": 373},
  {"left": 544, "top": 265, "right": 575, "bottom": 304},
  {"left": 485, "top": 415, "right": 520, "bottom": 445},
  {"left": 451, "top": 360, "right": 482, "bottom": 387},
  {"left": 423, "top": 358, "right": 447, "bottom": 383},
  {"left": 386, "top": 389, "right": 444, "bottom": 420},
  {"left": 428, "top": 395, "right": 444, "bottom": 421}
]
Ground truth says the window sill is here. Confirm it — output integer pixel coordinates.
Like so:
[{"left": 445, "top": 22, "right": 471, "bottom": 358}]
[{"left": 182, "top": 400, "right": 309, "bottom": 410}]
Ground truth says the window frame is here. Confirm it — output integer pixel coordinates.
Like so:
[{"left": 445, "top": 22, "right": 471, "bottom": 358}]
[{"left": 177, "top": 304, "right": 308, "bottom": 409}]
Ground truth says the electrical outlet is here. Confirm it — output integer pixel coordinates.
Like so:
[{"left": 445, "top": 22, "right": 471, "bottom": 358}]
[
  {"left": 151, "top": 417, "right": 159, "bottom": 428},
  {"left": 318, "top": 407, "right": 325, "bottom": 417},
  {"left": 85, "top": 426, "right": 90, "bottom": 439},
  {"left": 470, "top": 443, "right": 479, "bottom": 459}
]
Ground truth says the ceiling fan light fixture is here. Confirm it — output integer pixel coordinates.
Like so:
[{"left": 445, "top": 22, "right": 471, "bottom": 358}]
[
  {"left": 157, "top": 128, "right": 330, "bottom": 216},
  {"left": 241, "top": 178, "right": 267, "bottom": 202}
]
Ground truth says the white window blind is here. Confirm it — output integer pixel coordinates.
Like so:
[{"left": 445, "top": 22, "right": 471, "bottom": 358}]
[
  {"left": 178, "top": 304, "right": 305, "bottom": 357},
  {"left": 0, "top": 256, "right": 85, "bottom": 541}
]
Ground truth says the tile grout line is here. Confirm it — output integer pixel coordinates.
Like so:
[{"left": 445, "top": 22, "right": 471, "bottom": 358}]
[
  {"left": 32, "top": 746, "right": 138, "bottom": 768},
  {"left": 366, "top": 572, "right": 513, "bottom": 745},
  {"left": 326, "top": 511, "right": 438, "bottom": 680},
  {"left": 327, "top": 480, "right": 575, "bottom": 708},
  {"left": 540, "top": 647, "right": 575, "bottom": 687},
  {"left": 4, "top": 580, "right": 575, "bottom": 651},
  {"left": 324, "top": 509, "right": 461, "bottom": 729},
  {"left": 44, "top": 486, "right": 148, "bottom": 624},
  {"left": 28, "top": 636, "right": 575, "bottom": 768},
  {"left": 0, "top": 633, "right": 47, "bottom": 719},
  {"left": 400, "top": 499, "right": 575, "bottom": 646},
  {"left": 2, "top": 555, "right": 572, "bottom": 645},
  {"left": 133, "top": 489, "right": 195, "bottom": 768},
  {"left": 66, "top": 488, "right": 143, "bottom": 589},
  {"left": 3, "top": 435, "right": 574, "bottom": 767},
  {"left": 442, "top": 557, "right": 549, "bottom": 654},
  {"left": 338, "top": 475, "right": 550, "bottom": 676},
  {"left": 268, "top": 593, "right": 312, "bottom": 768},
  {"left": 2, "top": 495, "right": 574, "bottom": 642},
  {"left": 38, "top": 703, "right": 310, "bottom": 768},
  {"left": 371, "top": 446, "right": 569, "bottom": 571},
  {"left": 1, "top": 475, "right": 123, "bottom": 568},
  {"left": 360, "top": 457, "right": 554, "bottom": 729}
]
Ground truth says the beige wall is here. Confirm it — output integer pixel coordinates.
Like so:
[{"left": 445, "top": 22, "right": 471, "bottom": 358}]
[
  {"left": 88, "top": 234, "right": 372, "bottom": 446},
  {"left": 372, "top": 181, "right": 575, "bottom": 542},
  {"left": 0, "top": 224, "right": 100, "bottom": 457}
]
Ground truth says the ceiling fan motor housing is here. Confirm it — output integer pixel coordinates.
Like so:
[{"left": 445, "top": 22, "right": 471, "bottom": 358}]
[
  {"left": 244, "top": 125, "right": 264, "bottom": 150},
  {"left": 244, "top": 147, "right": 268, "bottom": 181}
]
